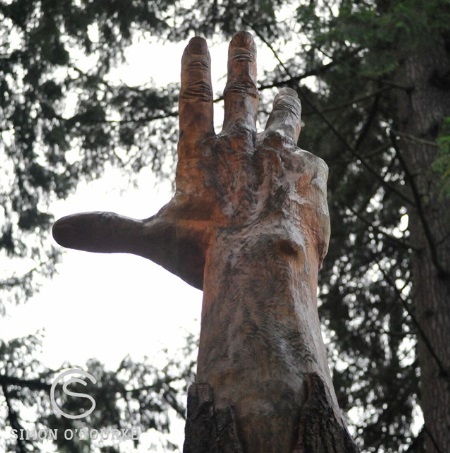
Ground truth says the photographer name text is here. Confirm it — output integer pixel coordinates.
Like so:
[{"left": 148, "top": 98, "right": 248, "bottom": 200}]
[{"left": 11, "top": 427, "right": 141, "bottom": 441}]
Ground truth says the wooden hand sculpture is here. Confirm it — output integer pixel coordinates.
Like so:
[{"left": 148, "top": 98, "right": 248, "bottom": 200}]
[{"left": 53, "top": 32, "right": 357, "bottom": 453}]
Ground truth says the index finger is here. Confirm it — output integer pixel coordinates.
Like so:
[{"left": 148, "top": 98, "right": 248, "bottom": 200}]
[{"left": 179, "top": 37, "right": 214, "bottom": 153}]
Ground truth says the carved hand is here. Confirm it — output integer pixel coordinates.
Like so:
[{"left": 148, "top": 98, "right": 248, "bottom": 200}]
[
  {"left": 52, "top": 33, "right": 346, "bottom": 452},
  {"left": 53, "top": 31, "right": 330, "bottom": 290}
]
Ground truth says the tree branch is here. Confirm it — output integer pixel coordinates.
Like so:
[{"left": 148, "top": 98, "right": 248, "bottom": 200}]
[
  {"left": 302, "top": 89, "right": 390, "bottom": 117},
  {"left": 362, "top": 76, "right": 414, "bottom": 93},
  {"left": 389, "top": 131, "right": 448, "bottom": 278},
  {"left": 0, "top": 259, "right": 56, "bottom": 290},
  {"left": 299, "top": 88, "right": 414, "bottom": 205},
  {"left": 1, "top": 383, "right": 27, "bottom": 453},
  {"left": 248, "top": 23, "right": 415, "bottom": 207},
  {"left": 391, "top": 129, "right": 439, "bottom": 148},
  {"left": 354, "top": 86, "right": 382, "bottom": 151},
  {"left": 0, "top": 374, "right": 51, "bottom": 393},
  {"left": 347, "top": 206, "right": 419, "bottom": 252},
  {"left": 327, "top": 144, "right": 390, "bottom": 166},
  {"left": 372, "top": 254, "right": 449, "bottom": 380},
  {"left": 243, "top": 19, "right": 364, "bottom": 92}
]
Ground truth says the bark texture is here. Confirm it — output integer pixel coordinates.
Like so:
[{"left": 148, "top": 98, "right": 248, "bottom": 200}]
[
  {"left": 184, "top": 375, "right": 358, "bottom": 453},
  {"left": 394, "top": 35, "right": 450, "bottom": 453},
  {"left": 53, "top": 32, "right": 359, "bottom": 452}
]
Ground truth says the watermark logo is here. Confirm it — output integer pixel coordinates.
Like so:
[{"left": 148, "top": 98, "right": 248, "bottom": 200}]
[{"left": 50, "top": 368, "right": 97, "bottom": 420}]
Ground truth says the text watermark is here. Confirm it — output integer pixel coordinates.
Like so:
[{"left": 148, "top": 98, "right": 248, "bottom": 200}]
[
  {"left": 11, "top": 427, "right": 141, "bottom": 442},
  {"left": 50, "top": 368, "right": 97, "bottom": 420}
]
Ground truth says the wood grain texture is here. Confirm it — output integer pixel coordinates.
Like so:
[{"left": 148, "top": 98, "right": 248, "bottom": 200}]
[{"left": 52, "top": 32, "right": 358, "bottom": 452}]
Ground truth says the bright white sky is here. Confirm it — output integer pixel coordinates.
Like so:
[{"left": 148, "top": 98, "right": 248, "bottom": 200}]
[
  {"left": 1, "top": 35, "right": 281, "bottom": 452},
  {"left": 0, "top": 20, "right": 423, "bottom": 452}
]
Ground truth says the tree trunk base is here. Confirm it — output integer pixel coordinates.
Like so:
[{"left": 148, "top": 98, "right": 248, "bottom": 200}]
[
  {"left": 183, "top": 373, "right": 359, "bottom": 453},
  {"left": 183, "top": 382, "right": 243, "bottom": 453}
]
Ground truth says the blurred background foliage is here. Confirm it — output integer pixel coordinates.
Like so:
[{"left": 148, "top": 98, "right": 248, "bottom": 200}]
[{"left": 1, "top": 0, "right": 450, "bottom": 451}]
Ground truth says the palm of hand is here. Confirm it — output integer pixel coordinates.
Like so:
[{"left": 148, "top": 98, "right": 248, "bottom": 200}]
[{"left": 53, "top": 32, "right": 329, "bottom": 290}]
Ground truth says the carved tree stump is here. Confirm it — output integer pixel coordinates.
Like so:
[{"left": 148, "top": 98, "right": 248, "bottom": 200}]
[{"left": 53, "top": 31, "right": 359, "bottom": 453}]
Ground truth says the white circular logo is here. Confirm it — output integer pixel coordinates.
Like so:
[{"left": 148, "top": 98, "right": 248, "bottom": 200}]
[{"left": 50, "top": 368, "right": 97, "bottom": 420}]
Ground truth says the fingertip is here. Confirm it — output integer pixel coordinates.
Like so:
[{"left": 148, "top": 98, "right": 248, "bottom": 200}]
[
  {"left": 52, "top": 218, "right": 75, "bottom": 247},
  {"left": 273, "top": 88, "right": 301, "bottom": 114},
  {"left": 276, "top": 87, "right": 299, "bottom": 100},
  {"left": 264, "top": 88, "right": 302, "bottom": 143},
  {"left": 186, "top": 36, "right": 209, "bottom": 55},
  {"left": 230, "top": 31, "right": 256, "bottom": 51},
  {"left": 52, "top": 214, "right": 88, "bottom": 249}
]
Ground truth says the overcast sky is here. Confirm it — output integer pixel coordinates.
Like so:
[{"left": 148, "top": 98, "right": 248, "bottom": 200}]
[{"left": 1, "top": 35, "right": 281, "bottom": 452}]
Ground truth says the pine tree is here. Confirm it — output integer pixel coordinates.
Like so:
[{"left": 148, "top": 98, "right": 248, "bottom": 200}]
[
  {"left": 1, "top": 1, "right": 449, "bottom": 451},
  {"left": 285, "top": 2, "right": 450, "bottom": 451}
]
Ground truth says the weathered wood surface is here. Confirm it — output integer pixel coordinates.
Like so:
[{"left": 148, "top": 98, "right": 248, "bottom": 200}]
[{"left": 53, "top": 31, "right": 358, "bottom": 452}]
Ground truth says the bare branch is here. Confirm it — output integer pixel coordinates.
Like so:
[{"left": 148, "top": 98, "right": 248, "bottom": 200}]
[
  {"left": 389, "top": 131, "right": 448, "bottom": 278},
  {"left": 1, "top": 383, "right": 27, "bottom": 453},
  {"left": 0, "top": 374, "right": 51, "bottom": 393},
  {"left": 347, "top": 205, "right": 419, "bottom": 252},
  {"left": 247, "top": 23, "right": 415, "bottom": 207},
  {"left": 391, "top": 129, "right": 439, "bottom": 148},
  {"left": 372, "top": 254, "right": 449, "bottom": 380}
]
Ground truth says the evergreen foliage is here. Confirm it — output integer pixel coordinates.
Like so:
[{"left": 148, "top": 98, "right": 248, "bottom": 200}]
[{"left": 1, "top": 1, "right": 449, "bottom": 451}]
